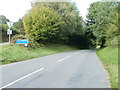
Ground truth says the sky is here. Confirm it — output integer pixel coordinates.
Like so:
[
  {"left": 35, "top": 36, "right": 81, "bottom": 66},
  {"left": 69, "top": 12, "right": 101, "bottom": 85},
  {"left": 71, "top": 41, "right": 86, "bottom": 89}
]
[
  {"left": 72, "top": 0, "right": 98, "bottom": 20},
  {"left": 0, "top": 0, "right": 98, "bottom": 22}
]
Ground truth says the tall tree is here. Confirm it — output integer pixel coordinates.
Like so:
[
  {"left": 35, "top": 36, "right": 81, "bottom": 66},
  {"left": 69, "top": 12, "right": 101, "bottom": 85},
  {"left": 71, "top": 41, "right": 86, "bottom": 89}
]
[
  {"left": 12, "top": 19, "right": 25, "bottom": 34},
  {"left": 86, "top": 2, "right": 119, "bottom": 47},
  {"left": 0, "top": 15, "right": 9, "bottom": 31},
  {"left": 32, "top": 2, "right": 84, "bottom": 42},
  {"left": 0, "top": 15, "right": 9, "bottom": 42},
  {"left": 23, "top": 7, "right": 64, "bottom": 43}
]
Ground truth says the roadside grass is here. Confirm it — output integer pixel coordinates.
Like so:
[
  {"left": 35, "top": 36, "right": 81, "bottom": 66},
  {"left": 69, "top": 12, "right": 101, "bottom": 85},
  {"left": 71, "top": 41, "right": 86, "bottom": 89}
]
[
  {"left": 0, "top": 44, "right": 78, "bottom": 65},
  {"left": 0, "top": 46, "right": 2, "bottom": 64},
  {"left": 97, "top": 47, "right": 118, "bottom": 88}
]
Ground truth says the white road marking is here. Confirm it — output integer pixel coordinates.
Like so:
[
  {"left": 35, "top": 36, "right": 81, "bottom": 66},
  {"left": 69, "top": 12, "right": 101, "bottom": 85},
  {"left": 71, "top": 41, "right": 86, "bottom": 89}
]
[
  {"left": 0, "top": 68, "right": 44, "bottom": 89},
  {"left": 56, "top": 52, "right": 79, "bottom": 63},
  {"left": 56, "top": 55, "right": 71, "bottom": 62},
  {"left": 0, "top": 52, "right": 80, "bottom": 89}
]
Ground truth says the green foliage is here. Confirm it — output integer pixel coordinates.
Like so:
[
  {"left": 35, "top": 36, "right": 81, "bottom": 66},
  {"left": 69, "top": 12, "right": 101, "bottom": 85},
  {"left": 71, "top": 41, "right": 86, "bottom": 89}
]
[
  {"left": 11, "top": 35, "right": 41, "bottom": 50},
  {"left": 0, "top": 15, "right": 9, "bottom": 42},
  {"left": 0, "top": 44, "right": 77, "bottom": 64},
  {"left": 0, "top": 15, "right": 9, "bottom": 24},
  {"left": 11, "top": 34, "right": 26, "bottom": 43},
  {"left": 86, "top": 2, "right": 119, "bottom": 47},
  {"left": 0, "top": 15, "right": 9, "bottom": 31},
  {"left": 20, "top": 1, "right": 86, "bottom": 49},
  {"left": 23, "top": 7, "right": 64, "bottom": 43},
  {"left": 27, "top": 36, "right": 41, "bottom": 49},
  {"left": 12, "top": 19, "right": 25, "bottom": 34},
  {"left": 22, "top": 1, "right": 86, "bottom": 48},
  {"left": 106, "top": 35, "right": 120, "bottom": 47},
  {"left": 32, "top": 2, "right": 84, "bottom": 42}
]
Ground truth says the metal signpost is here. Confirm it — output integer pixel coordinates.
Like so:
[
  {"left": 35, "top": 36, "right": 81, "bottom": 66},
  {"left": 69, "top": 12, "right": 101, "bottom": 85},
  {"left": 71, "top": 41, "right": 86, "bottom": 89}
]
[
  {"left": 7, "top": 29, "right": 12, "bottom": 43},
  {"left": 7, "top": 22, "right": 13, "bottom": 44}
]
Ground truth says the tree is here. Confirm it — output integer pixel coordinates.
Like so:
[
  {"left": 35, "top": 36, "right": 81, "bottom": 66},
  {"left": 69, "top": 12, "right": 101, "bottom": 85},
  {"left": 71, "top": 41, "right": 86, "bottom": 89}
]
[
  {"left": 12, "top": 19, "right": 25, "bottom": 34},
  {"left": 23, "top": 1, "right": 87, "bottom": 48},
  {"left": 0, "top": 15, "right": 9, "bottom": 31},
  {"left": 32, "top": 2, "right": 84, "bottom": 43},
  {"left": 0, "top": 15, "right": 9, "bottom": 42},
  {"left": 86, "top": 2, "right": 119, "bottom": 47},
  {"left": 23, "top": 7, "right": 64, "bottom": 43}
]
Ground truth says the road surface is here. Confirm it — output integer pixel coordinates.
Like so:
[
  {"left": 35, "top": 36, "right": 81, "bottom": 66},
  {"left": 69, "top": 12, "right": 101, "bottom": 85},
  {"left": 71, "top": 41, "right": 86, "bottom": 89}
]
[
  {"left": 0, "top": 50, "right": 110, "bottom": 88},
  {"left": 0, "top": 42, "right": 9, "bottom": 46}
]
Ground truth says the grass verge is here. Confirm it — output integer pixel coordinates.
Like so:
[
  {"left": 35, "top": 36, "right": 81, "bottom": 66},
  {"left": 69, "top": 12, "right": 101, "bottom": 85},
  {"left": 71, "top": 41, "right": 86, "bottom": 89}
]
[
  {"left": 97, "top": 47, "right": 118, "bottom": 88},
  {"left": 0, "top": 44, "right": 78, "bottom": 65}
]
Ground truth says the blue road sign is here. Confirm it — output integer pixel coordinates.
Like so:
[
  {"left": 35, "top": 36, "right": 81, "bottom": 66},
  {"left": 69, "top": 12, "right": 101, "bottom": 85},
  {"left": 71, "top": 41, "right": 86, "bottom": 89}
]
[{"left": 16, "top": 40, "right": 28, "bottom": 44}]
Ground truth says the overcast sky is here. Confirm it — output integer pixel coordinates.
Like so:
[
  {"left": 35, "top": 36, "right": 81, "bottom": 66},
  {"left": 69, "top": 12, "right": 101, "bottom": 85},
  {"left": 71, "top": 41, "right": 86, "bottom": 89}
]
[{"left": 0, "top": 0, "right": 98, "bottom": 22}]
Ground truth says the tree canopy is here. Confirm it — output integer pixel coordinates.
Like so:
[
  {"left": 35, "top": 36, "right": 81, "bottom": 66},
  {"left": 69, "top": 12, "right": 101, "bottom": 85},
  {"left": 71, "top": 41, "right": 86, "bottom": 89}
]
[
  {"left": 23, "top": 1, "right": 85, "bottom": 45},
  {"left": 0, "top": 15, "right": 9, "bottom": 42},
  {"left": 86, "top": 2, "right": 119, "bottom": 47},
  {"left": 0, "top": 15, "right": 9, "bottom": 31},
  {"left": 8, "top": 1, "right": 119, "bottom": 48},
  {"left": 12, "top": 19, "right": 25, "bottom": 34},
  {"left": 23, "top": 7, "right": 64, "bottom": 43}
]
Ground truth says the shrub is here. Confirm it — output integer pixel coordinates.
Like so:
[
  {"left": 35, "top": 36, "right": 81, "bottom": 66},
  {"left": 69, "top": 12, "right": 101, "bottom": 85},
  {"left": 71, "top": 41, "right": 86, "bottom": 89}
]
[
  {"left": 11, "top": 35, "right": 45, "bottom": 49},
  {"left": 106, "top": 35, "right": 120, "bottom": 47},
  {"left": 28, "top": 36, "right": 45, "bottom": 49},
  {"left": 23, "top": 7, "right": 64, "bottom": 43},
  {"left": 11, "top": 35, "right": 26, "bottom": 43}
]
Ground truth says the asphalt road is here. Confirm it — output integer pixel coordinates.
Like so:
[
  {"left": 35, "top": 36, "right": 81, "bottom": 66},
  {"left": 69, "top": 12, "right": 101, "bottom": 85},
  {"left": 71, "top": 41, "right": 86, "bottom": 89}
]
[
  {"left": 0, "top": 50, "right": 110, "bottom": 88},
  {"left": 0, "top": 42, "right": 9, "bottom": 46}
]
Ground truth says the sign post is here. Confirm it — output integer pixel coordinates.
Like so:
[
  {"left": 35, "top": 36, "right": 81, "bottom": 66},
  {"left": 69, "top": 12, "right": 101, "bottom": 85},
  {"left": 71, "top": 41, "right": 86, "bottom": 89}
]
[
  {"left": 7, "top": 29, "right": 12, "bottom": 43},
  {"left": 7, "top": 21, "right": 13, "bottom": 44}
]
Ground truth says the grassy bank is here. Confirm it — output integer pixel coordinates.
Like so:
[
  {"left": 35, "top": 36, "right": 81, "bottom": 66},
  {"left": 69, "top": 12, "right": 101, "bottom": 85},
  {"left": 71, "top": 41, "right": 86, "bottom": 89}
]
[
  {"left": 97, "top": 47, "right": 118, "bottom": 88},
  {"left": 0, "top": 44, "right": 78, "bottom": 65}
]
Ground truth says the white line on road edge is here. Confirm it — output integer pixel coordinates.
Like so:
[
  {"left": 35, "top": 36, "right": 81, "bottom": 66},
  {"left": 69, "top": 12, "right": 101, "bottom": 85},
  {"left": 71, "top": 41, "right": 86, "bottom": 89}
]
[
  {"left": 56, "top": 55, "right": 71, "bottom": 62},
  {"left": 0, "top": 68, "right": 44, "bottom": 89}
]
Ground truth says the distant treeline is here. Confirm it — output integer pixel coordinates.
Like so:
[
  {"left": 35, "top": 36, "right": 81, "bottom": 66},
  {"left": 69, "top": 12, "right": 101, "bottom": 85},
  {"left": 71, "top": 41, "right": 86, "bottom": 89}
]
[
  {"left": 22, "top": 1, "right": 88, "bottom": 49},
  {"left": 0, "top": 1, "right": 119, "bottom": 48}
]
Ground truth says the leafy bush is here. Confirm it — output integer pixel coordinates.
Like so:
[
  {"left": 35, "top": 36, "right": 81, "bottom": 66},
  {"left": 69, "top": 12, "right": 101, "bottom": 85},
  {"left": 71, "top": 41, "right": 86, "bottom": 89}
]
[
  {"left": 12, "top": 19, "right": 25, "bottom": 34},
  {"left": 11, "top": 35, "right": 45, "bottom": 49},
  {"left": 11, "top": 35, "right": 26, "bottom": 43},
  {"left": 106, "top": 35, "right": 120, "bottom": 47},
  {"left": 23, "top": 7, "right": 64, "bottom": 43},
  {"left": 28, "top": 36, "right": 45, "bottom": 49},
  {"left": 110, "top": 37, "right": 118, "bottom": 47}
]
